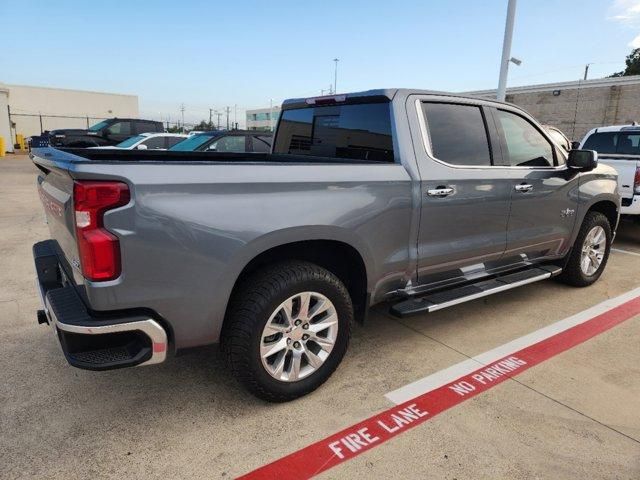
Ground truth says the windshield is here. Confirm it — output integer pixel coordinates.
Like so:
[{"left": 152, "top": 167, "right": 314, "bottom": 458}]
[
  {"left": 116, "top": 135, "right": 145, "bottom": 148},
  {"left": 88, "top": 120, "right": 111, "bottom": 132},
  {"left": 583, "top": 132, "right": 640, "bottom": 155},
  {"left": 169, "top": 133, "right": 219, "bottom": 151}
]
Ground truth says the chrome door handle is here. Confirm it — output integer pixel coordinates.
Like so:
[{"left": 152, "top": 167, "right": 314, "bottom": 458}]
[
  {"left": 514, "top": 184, "right": 533, "bottom": 192},
  {"left": 427, "top": 187, "right": 454, "bottom": 197}
]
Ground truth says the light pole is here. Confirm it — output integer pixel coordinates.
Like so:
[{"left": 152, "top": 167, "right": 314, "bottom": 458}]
[
  {"left": 269, "top": 98, "right": 274, "bottom": 132},
  {"left": 496, "top": 0, "right": 517, "bottom": 102},
  {"left": 333, "top": 58, "right": 339, "bottom": 94}
]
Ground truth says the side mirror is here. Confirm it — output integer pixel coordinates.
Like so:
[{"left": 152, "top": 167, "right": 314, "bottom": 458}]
[
  {"left": 570, "top": 141, "right": 581, "bottom": 150},
  {"left": 136, "top": 144, "right": 148, "bottom": 150},
  {"left": 568, "top": 149, "right": 598, "bottom": 172}
]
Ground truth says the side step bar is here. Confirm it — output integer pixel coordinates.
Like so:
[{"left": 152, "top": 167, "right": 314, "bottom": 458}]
[{"left": 390, "top": 265, "right": 562, "bottom": 318}]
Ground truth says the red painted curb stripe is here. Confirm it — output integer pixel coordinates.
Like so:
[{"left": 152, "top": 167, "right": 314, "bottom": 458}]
[{"left": 238, "top": 295, "right": 640, "bottom": 480}]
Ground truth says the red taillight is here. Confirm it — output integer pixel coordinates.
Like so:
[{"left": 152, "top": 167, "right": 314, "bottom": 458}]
[
  {"left": 73, "top": 181, "right": 130, "bottom": 281},
  {"left": 635, "top": 166, "right": 640, "bottom": 194}
]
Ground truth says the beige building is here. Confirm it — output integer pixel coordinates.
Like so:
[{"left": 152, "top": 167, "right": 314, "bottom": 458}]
[
  {"left": 246, "top": 106, "right": 281, "bottom": 131},
  {"left": 467, "top": 75, "right": 640, "bottom": 141},
  {"left": 0, "top": 82, "right": 139, "bottom": 152}
]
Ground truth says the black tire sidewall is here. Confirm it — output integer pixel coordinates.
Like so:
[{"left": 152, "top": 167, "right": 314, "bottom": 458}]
[
  {"left": 570, "top": 212, "right": 612, "bottom": 285},
  {"left": 246, "top": 269, "right": 352, "bottom": 399}
]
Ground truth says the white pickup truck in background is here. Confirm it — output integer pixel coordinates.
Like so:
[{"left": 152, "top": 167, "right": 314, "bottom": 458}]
[{"left": 580, "top": 125, "right": 640, "bottom": 218}]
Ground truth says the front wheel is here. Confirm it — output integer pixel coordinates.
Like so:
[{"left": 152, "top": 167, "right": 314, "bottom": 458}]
[
  {"left": 557, "top": 211, "right": 612, "bottom": 287},
  {"left": 221, "top": 261, "right": 353, "bottom": 402}
]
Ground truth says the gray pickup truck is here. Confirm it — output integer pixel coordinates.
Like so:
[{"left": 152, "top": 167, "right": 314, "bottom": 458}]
[{"left": 32, "top": 89, "right": 619, "bottom": 401}]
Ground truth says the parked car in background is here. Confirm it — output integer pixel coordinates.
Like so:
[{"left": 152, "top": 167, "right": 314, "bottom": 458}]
[
  {"left": 89, "top": 133, "right": 188, "bottom": 150},
  {"left": 47, "top": 118, "right": 164, "bottom": 148},
  {"left": 31, "top": 89, "right": 618, "bottom": 402},
  {"left": 544, "top": 125, "right": 571, "bottom": 152},
  {"left": 580, "top": 124, "right": 640, "bottom": 218},
  {"left": 170, "top": 130, "right": 272, "bottom": 153}
]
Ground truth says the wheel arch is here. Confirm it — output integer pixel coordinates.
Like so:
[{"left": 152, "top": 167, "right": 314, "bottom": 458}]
[
  {"left": 587, "top": 199, "right": 619, "bottom": 232},
  {"left": 226, "top": 235, "right": 370, "bottom": 325}
]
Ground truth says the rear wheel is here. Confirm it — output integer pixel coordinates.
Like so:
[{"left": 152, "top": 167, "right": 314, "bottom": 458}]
[
  {"left": 221, "top": 261, "right": 352, "bottom": 402},
  {"left": 558, "top": 211, "right": 612, "bottom": 287}
]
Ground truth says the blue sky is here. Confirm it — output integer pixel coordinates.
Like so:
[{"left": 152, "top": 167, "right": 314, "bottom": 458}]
[{"left": 1, "top": 0, "right": 639, "bottom": 125}]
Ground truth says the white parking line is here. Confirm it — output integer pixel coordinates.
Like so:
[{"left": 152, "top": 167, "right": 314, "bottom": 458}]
[
  {"left": 385, "top": 286, "right": 640, "bottom": 405},
  {"left": 612, "top": 247, "right": 640, "bottom": 257}
]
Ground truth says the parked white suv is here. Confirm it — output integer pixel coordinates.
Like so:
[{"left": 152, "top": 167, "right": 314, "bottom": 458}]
[
  {"left": 90, "top": 133, "right": 188, "bottom": 150},
  {"left": 580, "top": 124, "right": 640, "bottom": 217}
]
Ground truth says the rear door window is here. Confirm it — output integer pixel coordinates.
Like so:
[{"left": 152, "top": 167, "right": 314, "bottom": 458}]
[
  {"left": 208, "top": 135, "right": 247, "bottom": 152},
  {"left": 141, "top": 136, "right": 165, "bottom": 150},
  {"left": 165, "top": 136, "right": 185, "bottom": 148},
  {"left": 135, "top": 121, "right": 161, "bottom": 134},
  {"left": 274, "top": 102, "right": 394, "bottom": 162},
  {"left": 106, "top": 121, "right": 131, "bottom": 136},
  {"left": 251, "top": 136, "right": 271, "bottom": 153},
  {"left": 422, "top": 102, "right": 492, "bottom": 166}
]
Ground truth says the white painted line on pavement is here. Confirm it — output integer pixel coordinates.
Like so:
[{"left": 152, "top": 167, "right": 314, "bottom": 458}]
[{"left": 385, "top": 286, "right": 640, "bottom": 405}]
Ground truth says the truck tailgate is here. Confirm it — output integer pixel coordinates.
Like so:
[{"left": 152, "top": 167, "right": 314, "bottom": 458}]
[
  {"left": 33, "top": 150, "right": 80, "bottom": 277},
  {"left": 598, "top": 155, "right": 638, "bottom": 199}
]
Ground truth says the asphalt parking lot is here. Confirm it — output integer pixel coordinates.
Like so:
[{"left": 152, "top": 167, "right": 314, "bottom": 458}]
[{"left": 1, "top": 155, "right": 639, "bottom": 479}]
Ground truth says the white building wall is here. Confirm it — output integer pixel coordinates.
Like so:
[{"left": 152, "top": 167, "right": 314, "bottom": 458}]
[
  {"left": 246, "top": 106, "right": 281, "bottom": 131},
  {"left": 6, "top": 84, "right": 139, "bottom": 138}
]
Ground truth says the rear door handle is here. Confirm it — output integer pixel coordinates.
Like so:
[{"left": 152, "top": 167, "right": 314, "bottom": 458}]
[
  {"left": 427, "top": 187, "right": 454, "bottom": 197},
  {"left": 514, "top": 184, "right": 533, "bottom": 192}
]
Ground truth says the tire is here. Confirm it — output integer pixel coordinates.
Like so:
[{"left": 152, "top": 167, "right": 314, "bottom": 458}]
[
  {"left": 221, "top": 261, "right": 353, "bottom": 402},
  {"left": 557, "top": 211, "right": 612, "bottom": 287}
]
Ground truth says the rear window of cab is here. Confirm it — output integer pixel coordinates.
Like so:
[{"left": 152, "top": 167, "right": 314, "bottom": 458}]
[
  {"left": 583, "top": 132, "right": 640, "bottom": 155},
  {"left": 273, "top": 102, "right": 394, "bottom": 162}
]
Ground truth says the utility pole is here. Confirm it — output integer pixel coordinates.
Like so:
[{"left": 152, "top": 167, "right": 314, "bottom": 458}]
[
  {"left": 209, "top": 108, "right": 213, "bottom": 128},
  {"left": 496, "top": 0, "right": 517, "bottom": 102},
  {"left": 333, "top": 58, "right": 339, "bottom": 94},
  {"left": 583, "top": 63, "right": 592, "bottom": 81},
  {"left": 215, "top": 111, "right": 222, "bottom": 130},
  {"left": 180, "top": 103, "right": 185, "bottom": 133},
  {"left": 234, "top": 104, "right": 237, "bottom": 130}
]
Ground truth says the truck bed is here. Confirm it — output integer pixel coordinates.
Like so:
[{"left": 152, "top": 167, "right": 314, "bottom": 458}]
[{"left": 51, "top": 147, "right": 380, "bottom": 165}]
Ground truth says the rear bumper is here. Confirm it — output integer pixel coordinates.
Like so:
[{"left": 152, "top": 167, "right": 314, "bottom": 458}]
[
  {"left": 621, "top": 196, "right": 640, "bottom": 215},
  {"left": 34, "top": 240, "right": 167, "bottom": 370}
]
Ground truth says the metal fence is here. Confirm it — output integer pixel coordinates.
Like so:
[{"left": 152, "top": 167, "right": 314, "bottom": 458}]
[{"left": 8, "top": 112, "right": 110, "bottom": 139}]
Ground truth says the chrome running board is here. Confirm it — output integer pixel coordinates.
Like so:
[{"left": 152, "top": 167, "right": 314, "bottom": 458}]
[{"left": 390, "top": 265, "right": 562, "bottom": 318}]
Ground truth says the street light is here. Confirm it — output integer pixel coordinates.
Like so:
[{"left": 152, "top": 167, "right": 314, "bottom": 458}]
[
  {"left": 333, "top": 58, "right": 339, "bottom": 94},
  {"left": 497, "top": 0, "right": 518, "bottom": 102}
]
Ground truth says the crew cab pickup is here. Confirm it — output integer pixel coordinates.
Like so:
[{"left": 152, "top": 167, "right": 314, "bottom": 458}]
[
  {"left": 47, "top": 118, "right": 164, "bottom": 148},
  {"left": 31, "top": 89, "right": 619, "bottom": 401},
  {"left": 580, "top": 124, "right": 640, "bottom": 217}
]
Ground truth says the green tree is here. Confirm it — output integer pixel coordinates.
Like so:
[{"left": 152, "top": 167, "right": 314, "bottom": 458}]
[
  {"left": 609, "top": 48, "right": 640, "bottom": 77},
  {"left": 191, "top": 120, "right": 214, "bottom": 131}
]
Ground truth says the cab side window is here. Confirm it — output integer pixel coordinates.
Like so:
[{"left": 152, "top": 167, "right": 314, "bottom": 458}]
[
  {"left": 141, "top": 136, "right": 165, "bottom": 150},
  {"left": 106, "top": 121, "right": 131, "bottom": 136},
  {"left": 496, "top": 110, "right": 554, "bottom": 167},
  {"left": 208, "top": 135, "right": 246, "bottom": 152},
  {"left": 422, "top": 102, "right": 492, "bottom": 166}
]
